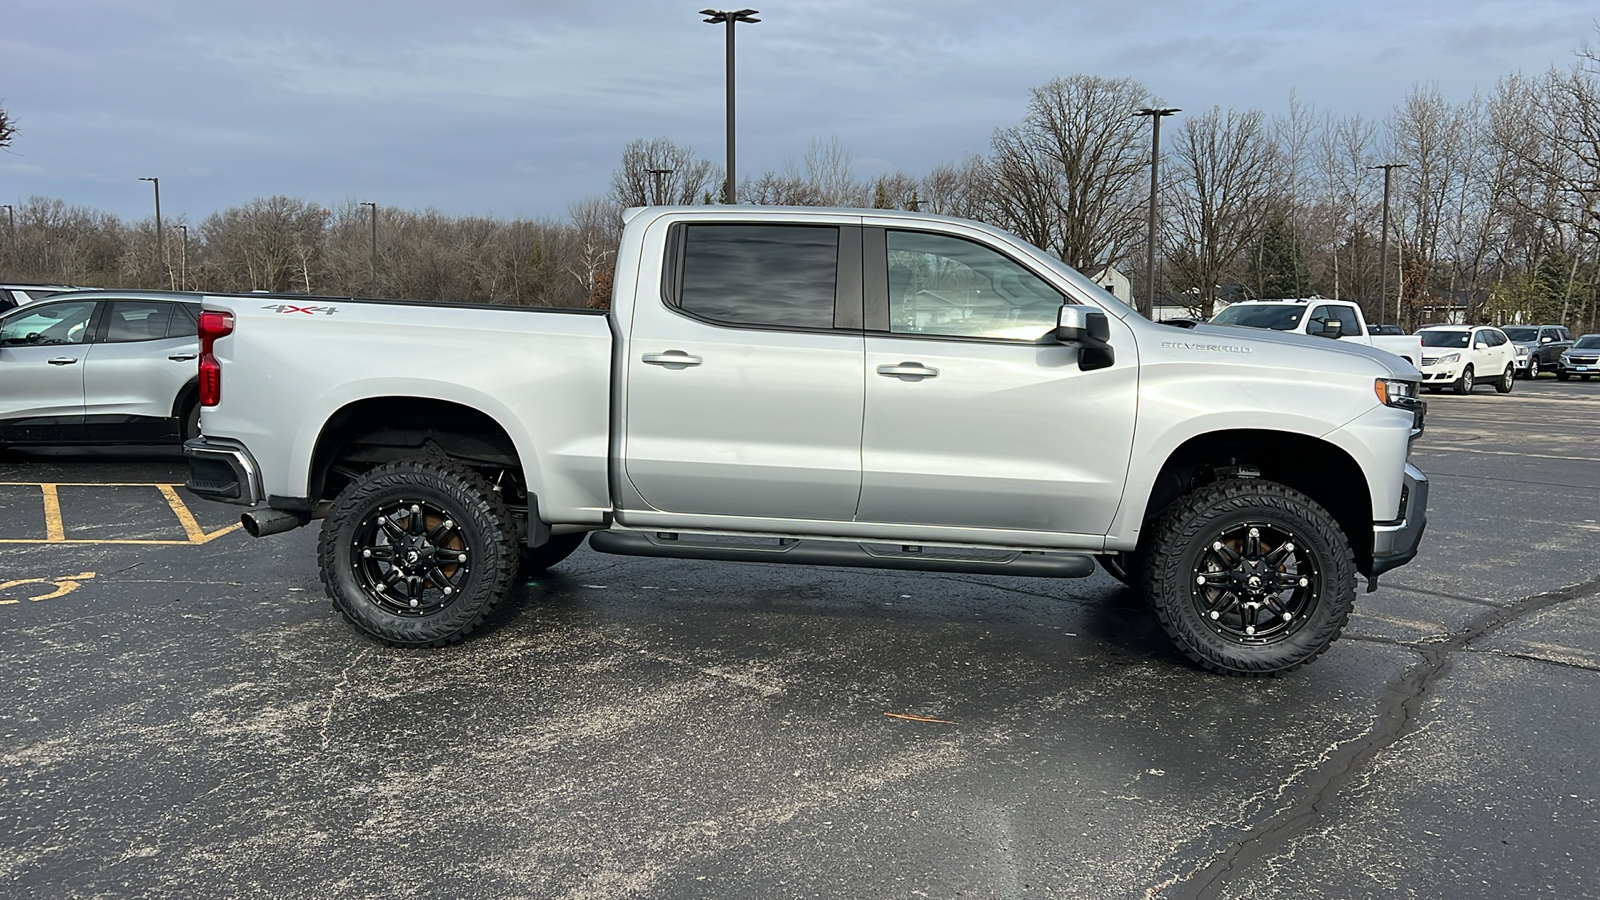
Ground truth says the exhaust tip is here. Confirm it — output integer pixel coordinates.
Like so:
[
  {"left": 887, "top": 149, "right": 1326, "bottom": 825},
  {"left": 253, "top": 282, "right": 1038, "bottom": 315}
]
[{"left": 241, "top": 508, "right": 308, "bottom": 538}]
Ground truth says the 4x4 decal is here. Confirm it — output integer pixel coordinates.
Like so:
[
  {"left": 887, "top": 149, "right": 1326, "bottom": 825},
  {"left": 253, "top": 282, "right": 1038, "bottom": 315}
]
[{"left": 261, "top": 304, "right": 339, "bottom": 315}]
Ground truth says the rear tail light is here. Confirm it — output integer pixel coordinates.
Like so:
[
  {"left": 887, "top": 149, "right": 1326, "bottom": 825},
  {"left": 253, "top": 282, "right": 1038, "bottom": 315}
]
[{"left": 198, "top": 311, "right": 234, "bottom": 407}]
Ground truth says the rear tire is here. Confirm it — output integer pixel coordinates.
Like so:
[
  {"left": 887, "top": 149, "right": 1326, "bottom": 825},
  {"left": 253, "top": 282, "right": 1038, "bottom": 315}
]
[
  {"left": 1143, "top": 479, "right": 1355, "bottom": 676},
  {"left": 318, "top": 459, "right": 519, "bottom": 647},
  {"left": 181, "top": 402, "right": 201, "bottom": 442},
  {"left": 1495, "top": 364, "right": 1514, "bottom": 393},
  {"left": 1452, "top": 365, "right": 1475, "bottom": 394}
]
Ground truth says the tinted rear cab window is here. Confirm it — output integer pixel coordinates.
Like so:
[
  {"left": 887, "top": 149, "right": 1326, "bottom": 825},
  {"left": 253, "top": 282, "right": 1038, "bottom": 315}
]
[{"left": 677, "top": 224, "right": 839, "bottom": 329}]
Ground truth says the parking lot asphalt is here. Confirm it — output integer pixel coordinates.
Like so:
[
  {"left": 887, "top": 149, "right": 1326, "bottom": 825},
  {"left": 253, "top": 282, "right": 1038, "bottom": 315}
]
[{"left": 1, "top": 380, "right": 1597, "bottom": 899}]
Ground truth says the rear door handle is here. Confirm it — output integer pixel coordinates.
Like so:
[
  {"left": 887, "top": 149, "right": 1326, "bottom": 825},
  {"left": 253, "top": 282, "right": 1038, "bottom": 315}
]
[
  {"left": 876, "top": 362, "right": 939, "bottom": 379},
  {"left": 169, "top": 353, "right": 198, "bottom": 362},
  {"left": 48, "top": 357, "right": 79, "bottom": 366},
  {"left": 642, "top": 351, "right": 703, "bottom": 368}
]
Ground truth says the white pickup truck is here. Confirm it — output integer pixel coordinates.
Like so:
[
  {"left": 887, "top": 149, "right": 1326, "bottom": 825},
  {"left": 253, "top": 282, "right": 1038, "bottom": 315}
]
[
  {"left": 185, "top": 207, "right": 1428, "bottom": 676},
  {"left": 1208, "top": 298, "right": 1423, "bottom": 366}
]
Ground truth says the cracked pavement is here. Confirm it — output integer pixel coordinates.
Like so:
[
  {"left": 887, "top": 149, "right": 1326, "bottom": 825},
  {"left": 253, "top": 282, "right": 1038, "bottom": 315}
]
[{"left": 1, "top": 379, "right": 1597, "bottom": 899}]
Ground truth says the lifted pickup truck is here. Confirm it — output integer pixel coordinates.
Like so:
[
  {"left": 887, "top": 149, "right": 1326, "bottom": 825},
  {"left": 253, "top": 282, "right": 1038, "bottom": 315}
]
[
  {"left": 1209, "top": 298, "right": 1423, "bottom": 366},
  {"left": 185, "top": 207, "right": 1427, "bottom": 676}
]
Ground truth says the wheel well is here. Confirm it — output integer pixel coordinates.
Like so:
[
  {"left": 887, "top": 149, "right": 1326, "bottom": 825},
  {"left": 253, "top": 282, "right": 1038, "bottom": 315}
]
[
  {"left": 1142, "top": 430, "right": 1374, "bottom": 575},
  {"left": 170, "top": 379, "right": 199, "bottom": 419},
  {"left": 309, "top": 397, "right": 524, "bottom": 506}
]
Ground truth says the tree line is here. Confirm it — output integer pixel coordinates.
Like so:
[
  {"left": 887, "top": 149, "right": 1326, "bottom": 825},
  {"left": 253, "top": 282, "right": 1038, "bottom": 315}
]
[{"left": 2, "top": 37, "right": 1598, "bottom": 331}]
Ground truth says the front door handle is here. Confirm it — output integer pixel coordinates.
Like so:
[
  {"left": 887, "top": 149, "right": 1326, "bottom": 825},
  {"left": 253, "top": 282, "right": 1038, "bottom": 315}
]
[
  {"left": 169, "top": 353, "right": 197, "bottom": 362},
  {"left": 642, "top": 351, "right": 703, "bottom": 368},
  {"left": 48, "top": 357, "right": 79, "bottom": 366},
  {"left": 876, "top": 362, "right": 939, "bottom": 379}
]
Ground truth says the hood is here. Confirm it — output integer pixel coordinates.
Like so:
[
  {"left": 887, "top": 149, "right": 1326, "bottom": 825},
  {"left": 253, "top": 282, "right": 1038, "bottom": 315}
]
[{"left": 1182, "top": 322, "right": 1423, "bottom": 379}]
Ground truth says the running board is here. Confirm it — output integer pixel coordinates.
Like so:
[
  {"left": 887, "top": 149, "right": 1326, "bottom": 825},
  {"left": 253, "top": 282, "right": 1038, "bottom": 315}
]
[{"left": 588, "top": 531, "right": 1095, "bottom": 578}]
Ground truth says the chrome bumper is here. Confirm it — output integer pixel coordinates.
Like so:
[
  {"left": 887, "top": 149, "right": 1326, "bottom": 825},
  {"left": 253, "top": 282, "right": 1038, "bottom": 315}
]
[
  {"left": 1370, "top": 463, "right": 1428, "bottom": 583},
  {"left": 183, "top": 437, "right": 263, "bottom": 506}
]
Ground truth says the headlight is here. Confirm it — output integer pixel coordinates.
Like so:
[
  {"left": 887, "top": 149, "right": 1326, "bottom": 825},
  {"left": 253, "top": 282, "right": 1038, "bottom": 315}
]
[
  {"left": 1375, "top": 378, "right": 1421, "bottom": 409},
  {"left": 1435, "top": 352, "right": 1460, "bottom": 364}
]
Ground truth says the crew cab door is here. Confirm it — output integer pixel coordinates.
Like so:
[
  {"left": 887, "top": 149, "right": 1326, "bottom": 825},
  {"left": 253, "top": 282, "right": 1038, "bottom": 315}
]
[
  {"left": 857, "top": 225, "right": 1137, "bottom": 538},
  {"left": 622, "top": 221, "right": 866, "bottom": 520},
  {"left": 0, "top": 298, "right": 99, "bottom": 443}
]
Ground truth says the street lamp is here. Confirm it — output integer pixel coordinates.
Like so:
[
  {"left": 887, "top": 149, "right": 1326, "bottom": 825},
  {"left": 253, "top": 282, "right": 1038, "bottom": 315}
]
[
  {"left": 646, "top": 168, "right": 675, "bottom": 205},
  {"left": 700, "top": 8, "right": 759, "bottom": 204},
  {"left": 176, "top": 224, "right": 188, "bottom": 291},
  {"left": 360, "top": 202, "right": 378, "bottom": 295},
  {"left": 139, "top": 177, "right": 164, "bottom": 287},
  {"left": 1134, "top": 107, "right": 1180, "bottom": 318},
  {"left": 1368, "top": 163, "right": 1407, "bottom": 327}
]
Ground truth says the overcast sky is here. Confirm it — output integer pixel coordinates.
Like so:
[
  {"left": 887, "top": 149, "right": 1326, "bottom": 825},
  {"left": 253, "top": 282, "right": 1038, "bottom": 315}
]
[{"left": 3, "top": 0, "right": 1595, "bottom": 225}]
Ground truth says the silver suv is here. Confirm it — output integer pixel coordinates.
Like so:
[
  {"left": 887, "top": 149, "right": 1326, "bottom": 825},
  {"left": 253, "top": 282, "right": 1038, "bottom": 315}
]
[
  {"left": 1502, "top": 324, "right": 1573, "bottom": 379},
  {"left": 0, "top": 290, "right": 203, "bottom": 446},
  {"left": 1557, "top": 334, "right": 1600, "bottom": 381}
]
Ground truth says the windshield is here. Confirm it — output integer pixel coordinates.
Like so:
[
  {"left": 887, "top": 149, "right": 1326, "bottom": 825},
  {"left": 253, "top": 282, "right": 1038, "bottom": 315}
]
[
  {"left": 1419, "top": 330, "right": 1470, "bottom": 348},
  {"left": 1502, "top": 327, "right": 1538, "bottom": 342},
  {"left": 1209, "top": 304, "right": 1304, "bottom": 331},
  {"left": 1574, "top": 335, "right": 1600, "bottom": 349}
]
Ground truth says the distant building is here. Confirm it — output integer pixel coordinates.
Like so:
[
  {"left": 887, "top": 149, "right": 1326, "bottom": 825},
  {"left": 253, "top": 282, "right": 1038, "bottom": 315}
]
[{"left": 1090, "top": 266, "right": 1131, "bottom": 306}]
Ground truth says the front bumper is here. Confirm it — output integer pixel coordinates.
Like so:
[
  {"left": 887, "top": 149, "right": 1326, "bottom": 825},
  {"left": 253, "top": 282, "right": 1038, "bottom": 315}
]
[
  {"left": 1370, "top": 463, "right": 1428, "bottom": 581},
  {"left": 184, "top": 436, "right": 263, "bottom": 506},
  {"left": 1418, "top": 363, "right": 1460, "bottom": 383}
]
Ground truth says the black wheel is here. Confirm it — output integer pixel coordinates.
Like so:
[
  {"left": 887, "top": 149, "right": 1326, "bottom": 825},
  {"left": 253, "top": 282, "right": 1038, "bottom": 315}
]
[
  {"left": 1557, "top": 371, "right": 1570, "bottom": 382},
  {"left": 1098, "top": 550, "right": 1145, "bottom": 593},
  {"left": 1586, "top": 375, "right": 1594, "bottom": 382},
  {"left": 1452, "top": 364, "right": 1474, "bottom": 394},
  {"left": 181, "top": 402, "right": 201, "bottom": 442},
  {"left": 1495, "top": 364, "right": 1514, "bottom": 393},
  {"left": 1143, "top": 479, "right": 1355, "bottom": 676},
  {"left": 1526, "top": 357, "right": 1540, "bottom": 379},
  {"left": 518, "top": 532, "right": 586, "bottom": 580},
  {"left": 318, "top": 459, "right": 519, "bottom": 647}
]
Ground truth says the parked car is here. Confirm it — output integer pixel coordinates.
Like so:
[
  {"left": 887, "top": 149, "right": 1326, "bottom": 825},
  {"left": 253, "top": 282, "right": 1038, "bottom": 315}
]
[
  {"left": 1207, "top": 298, "right": 1422, "bottom": 366},
  {"left": 0, "top": 290, "right": 202, "bottom": 446},
  {"left": 184, "top": 206, "right": 1428, "bottom": 676},
  {"left": 1502, "top": 324, "right": 1573, "bottom": 379},
  {"left": 1370, "top": 324, "right": 1406, "bottom": 335},
  {"left": 0, "top": 283, "right": 81, "bottom": 313},
  {"left": 1416, "top": 325, "right": 1517, "bottom": 394},
  {"left": 1557, "top": 333, "right": 1600, "bottom": 381}
]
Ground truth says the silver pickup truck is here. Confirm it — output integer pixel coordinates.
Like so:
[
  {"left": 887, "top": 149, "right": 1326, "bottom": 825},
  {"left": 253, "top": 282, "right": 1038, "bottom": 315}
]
[{"left": 185, "top": 206, "right": 1428, "bottom": 676}]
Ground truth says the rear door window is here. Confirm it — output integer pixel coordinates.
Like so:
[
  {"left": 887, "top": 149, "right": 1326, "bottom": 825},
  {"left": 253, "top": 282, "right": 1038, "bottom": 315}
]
[
  {"left": 105, "top": 300, "right": 176, "bottom": 342},
  {"left": 675, "top": 224, "right": 839, "bottom": 330}
]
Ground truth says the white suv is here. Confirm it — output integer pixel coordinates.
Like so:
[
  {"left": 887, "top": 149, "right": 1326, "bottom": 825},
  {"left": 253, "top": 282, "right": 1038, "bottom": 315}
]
[{"left": 1417, "top": 325, "right": 1517, "bottom": 394}]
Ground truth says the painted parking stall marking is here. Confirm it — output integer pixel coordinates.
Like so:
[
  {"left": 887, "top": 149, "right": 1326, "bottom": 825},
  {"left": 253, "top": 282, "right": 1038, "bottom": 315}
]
[{"left": 0, "top": 482, "right": 240, "bottom": 545}]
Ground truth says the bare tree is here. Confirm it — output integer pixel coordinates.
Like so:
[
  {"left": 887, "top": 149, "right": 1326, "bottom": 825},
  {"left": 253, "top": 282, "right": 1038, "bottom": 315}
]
[
  {"left": 609, "top": 137, "right": 721, "bottom": 207},
  {"left": 984, "top": 75, "right": 1155, "bottom": 273},
  {"left": 1165, "top": 107, "right": 1280, "bottom": 317},
  {"left": 0, "top": 102, "right": 15, "bottom": 149},
  {"left": 198, "top": 196, "right": 329, "bottom": 292},
  {"left": 566, "top": 196, "right": 620, "bottom": 307}
]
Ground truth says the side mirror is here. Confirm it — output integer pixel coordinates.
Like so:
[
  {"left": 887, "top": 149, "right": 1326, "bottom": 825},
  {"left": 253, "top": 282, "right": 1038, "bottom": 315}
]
[
  {"left": 1540, "top": 336, "right": 1552, "bottom": 343},
  {"left": 1315, "top": 319, "right": 1343, "bottom": 338},
  {"left": 1056, "top": 305, "right": 1114, "bottom": 371}
]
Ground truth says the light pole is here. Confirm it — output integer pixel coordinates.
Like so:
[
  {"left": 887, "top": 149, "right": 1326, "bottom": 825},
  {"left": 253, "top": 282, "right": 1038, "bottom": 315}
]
[
  {"left": 1134, "top": 107, "right": 1179, "bottom": 318},
  {"left": 139, "top": 177, "right": 164, "bottom": 287},
  {"left": 1369, "top": 163, "right": 1407, "bottom": 327},
  {"left": 176, "top": 224, "right": 188, "bottom": 291},
  {"left": 700, "top": 8, "right": 759, "bottom": 204},
  {"left": 646, "top": 168, "right": 674, "bottom": 205},
  {"left": 360, "top": 202, "right": 378, "bottom": 295}
]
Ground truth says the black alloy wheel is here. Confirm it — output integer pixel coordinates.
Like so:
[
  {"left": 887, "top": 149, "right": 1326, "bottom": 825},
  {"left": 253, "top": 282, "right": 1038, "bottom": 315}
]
[
  {"left": 319, "top": 459, "right": 518, "bottom": 647},
  {"left": 1145, "top": 478, "right": 1355, "bottom": 675}
]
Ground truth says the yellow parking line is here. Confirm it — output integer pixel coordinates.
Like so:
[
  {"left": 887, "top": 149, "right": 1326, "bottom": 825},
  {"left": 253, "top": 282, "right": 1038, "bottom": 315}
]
[
  {"left": 40, "top": 483, "right": 65, "bottom": 542},
  {"left": 2, "top": 482, "right": 239, "bottom": 546}
]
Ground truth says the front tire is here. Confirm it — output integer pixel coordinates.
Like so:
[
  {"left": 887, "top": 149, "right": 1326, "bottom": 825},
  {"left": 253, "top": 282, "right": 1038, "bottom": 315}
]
[
  {"left": 1143, "top": 479, "right": 1356, "bottom": 676},
  {"left": 318, "top": 459, "right": 519, "bottom": 647},
  {"left": 1453, "top": 364, "right": 1475, "bottom": 394},
  {"left": 518, "top": 532, "right": 586, "bottom": 580},
  {"left": 1495, "top": 364, "right": 1515, "bottom": 393},
  {"left": 1557, "top": 371, "right": 1570, "bottom": 382},
  {"left": 1527, "top": 357, "right": 1540, "bottom": 379}
]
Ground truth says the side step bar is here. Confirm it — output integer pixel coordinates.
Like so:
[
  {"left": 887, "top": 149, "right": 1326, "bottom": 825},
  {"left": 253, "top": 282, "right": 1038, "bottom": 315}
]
[{"left": 588, "top": 531, "right": 1096, "bottom": 578}]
